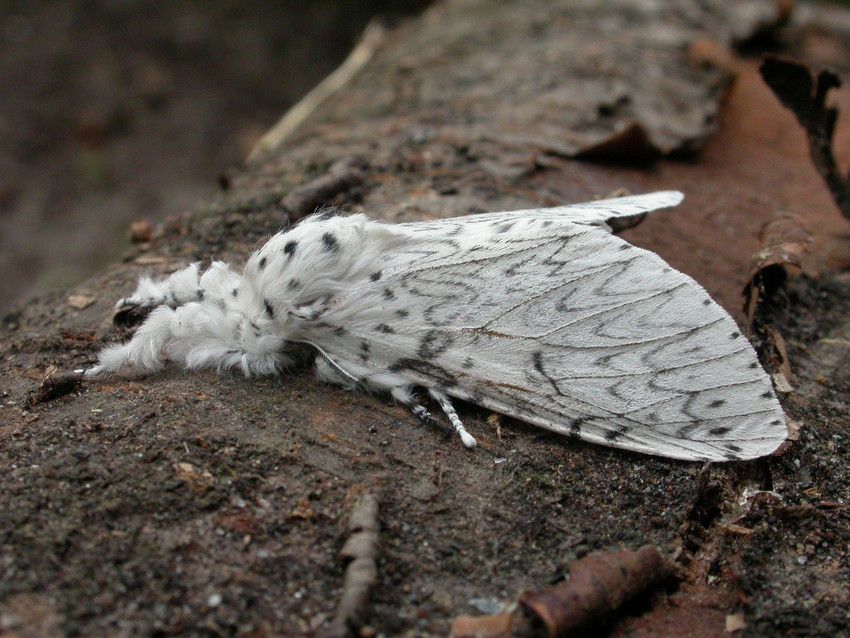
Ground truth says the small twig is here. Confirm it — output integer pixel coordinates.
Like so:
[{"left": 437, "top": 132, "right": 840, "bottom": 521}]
[
  {"left": 760, "top": 56, "right": 850, "bottom": 220},
  {"left": 323, "top": 492, "right": 380, "bottom": 638},
  {"left": 249, "top": 21, "right": 386, "bottom": 161}
]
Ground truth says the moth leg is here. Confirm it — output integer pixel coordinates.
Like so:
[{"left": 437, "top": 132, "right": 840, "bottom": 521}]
[
  {"left": 408, "top": 401, "right": 454, "bottom": 438},
  {"left": 114, "top": 262, "right": 204, "bottom": 324},
  {"left": 428, "top": 389, "right": 477, "bottom": 449}
]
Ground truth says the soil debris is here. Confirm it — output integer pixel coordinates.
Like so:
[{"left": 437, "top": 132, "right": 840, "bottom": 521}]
[{"left": 760, "top": 56, "right": 850, "bottom": 220}]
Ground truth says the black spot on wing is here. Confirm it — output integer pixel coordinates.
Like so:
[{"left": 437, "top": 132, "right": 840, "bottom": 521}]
[
  {"left": 258, "top": 256, "right": 267, "bottom": 270},
  {"left": 370, "top": 271, "right": 382, "bottom": 282},
  {"left": 322, "top": 233, "right": 340, "bottom": 253},
  {"left": 284, "top": 240, "right": 298, "bottom": 257},
  {"left": 417, "top": 330, "right": 455, "bottom": 360},
  {"left": 375, "top": 323, "right": 394, "bottom": 334},
  {"left": 396, "top": 309, "right": 409, "bottom": 318},
  {"left": 708, "top": 399, "right": 726, "bottom": 408},
  {"left": 288, "top": 279, "right": 301, "bottom": 291},
  {"left": 383, "top": 288, "right": 395, "bottom": 300},
  {"left": 709, "top": 426, "right": 731, "bottom": 436},
  {"left": 264, "top": 299, "right": 274, "bottom": 318},
  {"left": 232, "top": 288, "right": 238, "bottom": 298}
]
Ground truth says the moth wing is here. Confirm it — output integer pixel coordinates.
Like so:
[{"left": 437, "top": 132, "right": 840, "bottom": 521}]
[
  {"left": 314, "top": 214, "right": 786, "bottom": 462},
  {"left": 399, "top": 191, "right": 684, "bottom": 236}
]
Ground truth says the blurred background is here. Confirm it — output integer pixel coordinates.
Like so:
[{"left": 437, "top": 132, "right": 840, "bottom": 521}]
[{"left": 0, "top": 0, "right": 430, "bottom": 313}]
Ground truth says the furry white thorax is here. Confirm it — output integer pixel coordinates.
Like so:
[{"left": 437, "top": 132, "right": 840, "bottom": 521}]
[{"left": 92, "top": 213, "right": 411, "bottom": 379}]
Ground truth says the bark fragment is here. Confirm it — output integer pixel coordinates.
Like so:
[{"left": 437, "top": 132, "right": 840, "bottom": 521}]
[
  {"left": 28, "top": 367, "right": 82, "bottom": 406},
  {"left": 451, "top": 546, "right": 673, "bottom": 638},
  {"left": 743, "top": 213, "right": 812, "bottom": 330},
  {"left": 282, "top": 158, "right": 365, "bottom": 219}
]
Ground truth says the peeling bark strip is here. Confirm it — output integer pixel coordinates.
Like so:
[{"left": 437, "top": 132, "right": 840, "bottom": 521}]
[
  {"left": 518, "top": 546, "right": 672, "bottom": 638},
  {"left": 323, "top": 492, "right": 380, "bottom": 638},
  {"left": 451, "top": 546, "right": 673, "bottom": 638},
  {"left": 760, "top": 57, "right": 850, "bottom": 220}
]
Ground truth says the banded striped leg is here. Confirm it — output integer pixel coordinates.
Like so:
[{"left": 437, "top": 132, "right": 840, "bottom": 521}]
[
  {"left": 429, "top": 389, "right": 477, "bottom": 449},
  {"left": 410, "top": 403, "right": 453, "bottom": 438}
]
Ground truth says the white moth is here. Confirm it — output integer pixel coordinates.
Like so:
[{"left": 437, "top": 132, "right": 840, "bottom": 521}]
[{"left": 82, "top": 191, "right": 787, "bottom": 461}]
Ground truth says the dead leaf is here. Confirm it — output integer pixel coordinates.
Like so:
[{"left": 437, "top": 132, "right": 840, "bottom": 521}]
[
  {"left": 725, "top": 613, "right": 746, "bottom": 632},
  {"left": 785, "top": 418, "right": 802, "bottom": 441},
  {"left": 450, "top": 613, "right": 515, "bottom": 638},
  {"left": 743, "top": 213, "right": 812, "bottom": 329},
  {"left": 67, "top": 294, "right": 96, "bottom": 310}
]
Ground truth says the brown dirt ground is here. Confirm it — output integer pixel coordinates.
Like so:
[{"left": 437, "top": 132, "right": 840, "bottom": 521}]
[{"left": 1, "top": 5, "right": 849, "bottom": 638}]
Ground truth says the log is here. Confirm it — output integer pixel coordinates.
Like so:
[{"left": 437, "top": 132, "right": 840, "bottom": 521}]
[{"left": 1, "top": 1, "right": 849, "bottom": 636}]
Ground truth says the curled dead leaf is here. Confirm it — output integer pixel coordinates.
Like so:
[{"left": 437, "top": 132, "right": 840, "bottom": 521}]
[{"left": 743, "top": 213, "right": 812, "bottom": 329}]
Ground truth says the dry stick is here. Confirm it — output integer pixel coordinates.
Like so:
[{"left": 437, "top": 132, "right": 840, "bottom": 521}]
[
  {"left": 248, "top": 21, "right": 386, "bottom": 162},
  {"left": 323, "top": 492, "right": 380, "bottom": 638},
  {"left": 760, "top": 56, "right": 850, "bottom": 220}
]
